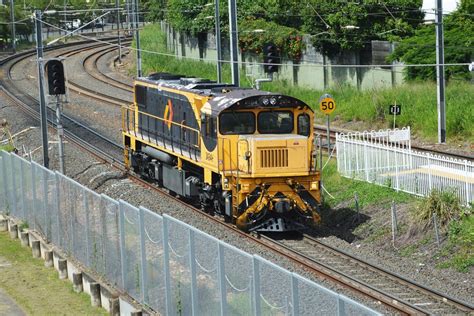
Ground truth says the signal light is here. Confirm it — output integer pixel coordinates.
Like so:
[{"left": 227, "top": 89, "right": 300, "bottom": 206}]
[
  {"left": 46, "top": 60, "right": 66, "bottom": 95},
  {"left": 263, "top": 43, "right": 280, "bottom": 74}
]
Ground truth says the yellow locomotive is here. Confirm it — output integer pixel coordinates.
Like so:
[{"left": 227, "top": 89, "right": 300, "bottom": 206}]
[{"left": 122, "top": 73, "right": 321, "bottom": 232}]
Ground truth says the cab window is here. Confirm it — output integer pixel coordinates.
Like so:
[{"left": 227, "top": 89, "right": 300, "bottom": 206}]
[
  {"left": 219, "top": 112, "right": 255, "bottom": 135},
  {"left": 258, "top": 111, "right": 293, "bottom": 134},
  {"left": 297, "top": 114, "right": 310, "bottom": 136}
]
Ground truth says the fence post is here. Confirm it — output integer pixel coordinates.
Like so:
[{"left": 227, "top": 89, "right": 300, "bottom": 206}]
[
  {"left": 364, "top": 142, "right": 369, "bottom": 182},
  {"left": 337, "top": 296, "right": 346, "bottom": 316},
  {"left": 1, "top": 156, "right": 8, "bottom": 214},
  {"left": 162, "top": 217, "right": 172, "bottom": 316},
  {"left": 30, "top": 163, "right": 36, "bottom": 231},
  {"left": 118, "top": 201, "right": 127, "bottom": 290},
  {"left": 138, "top": 207, "right": 149, "bottom": 305},
  {"left": 188, "top": 229, "right": 197, "bottom": 315},
  {"left": 433, "top": 213, "right": 441, "bottom": 247},
  {"left": 465, "top": 160, "right": 470, "bottom": 206},
  {"left": 54, "top": 172, "right": 60, "bottom": 245},
  {"left": 218, "top": 243, "right": 227, "bottom": 316},
  {"left": 83, "top": 191, "right": 91, "bottom": 268},
  {"left": 252, "top": 257, "right": 261, "bottom": 316},
  {"left": 427, "top": 154, "right": 432, "bottom": 193},
  {"left": 391, "top": 200, "right": 397, "bottom": 244},
  {"left": 10, "top": 155, "right": 17, "bottom": 216},
  {"left": 394, "top": 150, "right": 400, "bottom": 191},
  {"left": 291, "top": 274, "right": 299, "bottom": 315},
  {"left": 19, "top": 159, "right": 26, "bottom": 221}
]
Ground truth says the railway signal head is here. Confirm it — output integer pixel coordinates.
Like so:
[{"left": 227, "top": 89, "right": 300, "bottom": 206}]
[
  {"left": 263, "top": 43, "right": 280, "bottom": 74},
  {"left": 46, "top": 60, "right": 66, "bottom": 95}
]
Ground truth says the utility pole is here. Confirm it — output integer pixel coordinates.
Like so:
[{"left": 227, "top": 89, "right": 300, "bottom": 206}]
[
  {"left": 9, "top": 0, "right": 16, "bottom": 54},
  {"left": 115, "top": 0, "right": 122, "bottom": 63},
  {"left": 436, "top": 0, "right": 446, "bottom": 143},
  {"left": 35, "top": 10, "right": 49, "bottom": 168},
  {"left": 214, "top": 0, "right": 222, "bottom": 83},
  {"left": 134, "top": 0, "right": 142, "bottom": 77},
  {"left": 228, "top": 0, "right": 239, "bottom": 86},
  {"left": 125, "top": 0, "right": 130, "bottom": 35},
  {"left": 63, "top": 0, "right": 67, "bottom": 36}
]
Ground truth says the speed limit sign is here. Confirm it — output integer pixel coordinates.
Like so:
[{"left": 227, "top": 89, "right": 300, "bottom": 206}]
[{"left": 319, "top": 94, "right": 336, "bottom": 115}]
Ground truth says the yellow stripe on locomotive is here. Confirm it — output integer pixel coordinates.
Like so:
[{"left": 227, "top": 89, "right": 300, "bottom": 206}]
[{"left": 122, "top": 73, "right": 321, "bottom": 232}]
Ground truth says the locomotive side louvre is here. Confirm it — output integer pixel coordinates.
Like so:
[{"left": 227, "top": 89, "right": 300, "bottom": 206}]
[{"left": 122, "top": 74, "right": 322, "bottom": 232}]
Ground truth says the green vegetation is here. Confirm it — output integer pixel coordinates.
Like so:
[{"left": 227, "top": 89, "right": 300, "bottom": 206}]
[
  {"left": 322, "top": 157, "right": 412, "bottom": 209},
  {"left": 0, "top": 144, "right": 15, "bottom": 152},
  {"left": 0, "top": 232, "right": 107, "bottom": 315},
  {"left": 138, "top": 24, "right": 474, "bottom": 142},
  {"left": 390, "top": 0, "right": 473, "bottom": 81},
  {"left": 415, "top": 189, "right": 465, "bottom": 227}
]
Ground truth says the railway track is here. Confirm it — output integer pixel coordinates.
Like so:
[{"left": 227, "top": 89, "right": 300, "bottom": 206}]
[
  {"left": 3, "top": 40, "right": 473, "bottom": 315},
  {"left": 261, "top": 233, "right": 474, "bottom": 315}
]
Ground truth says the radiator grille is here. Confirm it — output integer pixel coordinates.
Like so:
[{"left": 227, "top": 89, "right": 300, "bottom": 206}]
[{"left": 260, "top": 149, "right": 288, "bottom": 168}]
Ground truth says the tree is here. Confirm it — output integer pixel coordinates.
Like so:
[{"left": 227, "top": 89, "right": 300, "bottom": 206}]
[
  {"left": 301, "top": 0, "right": 424, "bottom": 56},
  {"left": 389, "top": 0, "right": 474, "bottom": 81}
]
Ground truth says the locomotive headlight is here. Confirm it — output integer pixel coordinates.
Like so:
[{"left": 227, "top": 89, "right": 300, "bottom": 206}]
[
  {"left": 310, "top": 181, "right": 319, "bottom": 190},
  {"left": 262, "top": 98, "right": 269, "bottom": 106},
  {"left": 270, "top": 97, "right": 277, "bottom": 105},
  {"left": 223, "top": 178, "right": 229, "bottom": 188}
]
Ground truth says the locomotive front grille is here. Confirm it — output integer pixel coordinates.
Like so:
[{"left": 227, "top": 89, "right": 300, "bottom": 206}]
[{"left": 260, "top": 149, "right": 288, "bottom": 168}]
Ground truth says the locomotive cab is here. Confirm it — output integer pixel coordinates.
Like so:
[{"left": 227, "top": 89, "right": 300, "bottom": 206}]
[{"left": 205, "top": 93, "right": 321, "bottom": 231}]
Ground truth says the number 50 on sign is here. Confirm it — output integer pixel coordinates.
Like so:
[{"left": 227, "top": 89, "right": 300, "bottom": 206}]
[{"left": 319, "top": 96, "right": 336, "bottom": 115}]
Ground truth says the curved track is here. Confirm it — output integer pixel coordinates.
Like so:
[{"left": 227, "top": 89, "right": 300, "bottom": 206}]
[{"left": 2, "top": 41, "right": 473, "bottom": 315}]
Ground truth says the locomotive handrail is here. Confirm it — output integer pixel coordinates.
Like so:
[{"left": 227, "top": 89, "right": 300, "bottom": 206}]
[{"left": 122, "top": 105, "right": 201, "bottom": 136}]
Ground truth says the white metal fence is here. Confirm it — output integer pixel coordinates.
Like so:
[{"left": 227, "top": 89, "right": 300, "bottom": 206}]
[
  {"left": 0, "top": 151, "right": 379, "bottom": 316},
  {"left": 336, "top": 129, "right": 473, "bottom": 206}
]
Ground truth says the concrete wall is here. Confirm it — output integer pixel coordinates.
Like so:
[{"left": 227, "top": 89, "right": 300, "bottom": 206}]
[{"left": 161, "top": 21, "right": 405, "bottom": 90}]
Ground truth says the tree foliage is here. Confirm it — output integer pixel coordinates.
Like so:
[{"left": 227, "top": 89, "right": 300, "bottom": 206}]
[
  {"left": 389, "top": 0, "right": 474, "bottom": 81},
  {"left": 301, "top": 0, "right": 424, "bottom": 56}
]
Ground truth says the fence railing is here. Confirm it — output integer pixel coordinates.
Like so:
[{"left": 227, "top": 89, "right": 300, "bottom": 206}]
[
  {"left": 0, "top": 150, "right": 379, "bottom": 316},
  {"left": 336, "top": 131, "right": 473, "bottom": 206}
]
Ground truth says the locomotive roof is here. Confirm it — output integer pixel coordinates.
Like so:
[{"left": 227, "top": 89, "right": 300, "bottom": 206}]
[{"left": 137, "top": 73, "right": 311, "bottom": 116}]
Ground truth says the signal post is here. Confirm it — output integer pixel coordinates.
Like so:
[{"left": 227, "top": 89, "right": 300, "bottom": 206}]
[{"left": 45, "top": 59, "right": 67, "bottom": 174}]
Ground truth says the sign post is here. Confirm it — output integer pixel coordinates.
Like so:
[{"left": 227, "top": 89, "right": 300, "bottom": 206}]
[
  {"left": 389, "top": 103, "right": 401, "bottom": 129},
  {"left": 319, "top": 94, "right": 336, "bottom": 150}
]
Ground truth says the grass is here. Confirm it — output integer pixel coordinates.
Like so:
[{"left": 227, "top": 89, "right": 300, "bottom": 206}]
[
  {"left": 0, "top": 232, "right": 107, "bottom": 315},
  {"left": 436, "top": 214, "right": 474, "bottom": 272},
  {"left": 136, "top": 23, "right": 474, "bottom": 143},
  {"left": 0, "top": 144, "right": 15, "bottom": 152},
  {"left": 322, "top": 155, "right": 414, "bottom": 209}
]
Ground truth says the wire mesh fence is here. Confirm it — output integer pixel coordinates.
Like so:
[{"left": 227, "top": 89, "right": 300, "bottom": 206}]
[
  {"left": 336, "top": 128, "right": 473, "bottom": 206},
  {"left": 0, "top": 150, "right": 380, "bottom": 315}
]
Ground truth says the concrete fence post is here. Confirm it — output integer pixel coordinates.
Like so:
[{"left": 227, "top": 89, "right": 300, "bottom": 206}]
[
  {"left": 44, "top": 250, "right": 54, "bottom": 267},
  {"left": 31, "top": 240, "right": 41, "bottom": 258},
  {"left": 90, "top": 282, "right": 101, "bottom": 307},
  {"left": 9, "top": 223, "right": 18, "bottom": 239},
  {"left": 0, "top": 218, "right": 7, "bottom": 231},
  {"left": 20, "top": 231, "right": 29, "bottom": 247},
  {"left": 73, "top": 272, "right": 83, "bottom": 293},
  {"left": 58, "top": 258, "right": 68, "bottom": 279}
]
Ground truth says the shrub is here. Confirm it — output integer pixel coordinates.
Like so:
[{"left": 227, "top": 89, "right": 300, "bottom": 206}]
[{"left": 415, "top": 189, "right": 464, "bottom": 227}]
